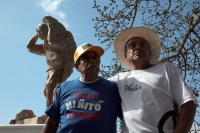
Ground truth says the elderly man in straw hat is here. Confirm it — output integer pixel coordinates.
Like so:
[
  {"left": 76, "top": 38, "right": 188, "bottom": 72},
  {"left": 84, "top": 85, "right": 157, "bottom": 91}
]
[
  {"left": 108, "top": 27, "right": 197, "bottom": 133},
  {"left": 42, "top": 43, "right": 122, "bottom": 133}
]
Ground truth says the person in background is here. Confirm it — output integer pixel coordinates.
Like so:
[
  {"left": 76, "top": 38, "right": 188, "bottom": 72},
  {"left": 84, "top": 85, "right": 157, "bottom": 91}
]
[
  {"left": 42, "top": 43, "right": 122, "bottom": 133},
  {"left": 108, "top": 27, "right": 197, "bottom": 133},
  {"left": 9, "top": 119, "right": 16, "bottom": 124}
]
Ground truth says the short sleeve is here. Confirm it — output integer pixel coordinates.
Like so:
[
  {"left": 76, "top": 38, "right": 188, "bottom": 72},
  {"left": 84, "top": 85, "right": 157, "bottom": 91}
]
[
  {"left": 45, "top": 87, "right": 61, "bottom": 120},
  {"left": 168, "top": 63, "right": 198, "bottom": 107}
]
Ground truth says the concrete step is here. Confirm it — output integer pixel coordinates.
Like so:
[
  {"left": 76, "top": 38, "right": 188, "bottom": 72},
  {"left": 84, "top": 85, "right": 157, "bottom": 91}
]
[{"left": 0, "top": 124, "right": 44, "bottom": 133}]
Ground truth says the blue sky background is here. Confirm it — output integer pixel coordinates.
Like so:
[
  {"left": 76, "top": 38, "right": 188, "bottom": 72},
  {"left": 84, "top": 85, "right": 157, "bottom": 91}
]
[
  {"left": 0, "top": 0, "right": 106, "bottom": 124},
  {"left": 0, "top": 0, "right": 135, "bottom": 124},
  {"left": 0, "top": 0, "right": 199, "bottom": 128}
]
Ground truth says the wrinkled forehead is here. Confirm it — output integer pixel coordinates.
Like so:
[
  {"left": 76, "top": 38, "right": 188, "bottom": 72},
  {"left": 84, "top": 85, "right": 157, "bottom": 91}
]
[{"left": 125, "top": 37, "right": 149, "bottom": 46}]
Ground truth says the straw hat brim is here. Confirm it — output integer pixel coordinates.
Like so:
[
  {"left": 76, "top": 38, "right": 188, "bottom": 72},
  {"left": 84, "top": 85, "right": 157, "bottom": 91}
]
[{"left": 114, "top": 27, "right": 161, "bottom": 70}]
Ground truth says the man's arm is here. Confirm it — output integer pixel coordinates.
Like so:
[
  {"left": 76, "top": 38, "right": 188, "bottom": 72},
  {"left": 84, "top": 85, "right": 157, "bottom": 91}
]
[
  {"left": 53, "top": 83, "right": 61, "bottom": 101},
  {"left": 41, "top": 117, "right": 59, "bottom": 133},
  {"left": 174, "top": 101, "right": 196, "bottom": 133}
]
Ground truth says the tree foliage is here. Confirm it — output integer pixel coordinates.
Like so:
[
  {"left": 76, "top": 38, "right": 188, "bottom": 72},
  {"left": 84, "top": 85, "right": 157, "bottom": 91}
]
[
  {"left": 92, "top": 0, "right": 200, "bottom": 95},
  {"left": 92, "top": 0, "right": 200, "bottom": 131}
]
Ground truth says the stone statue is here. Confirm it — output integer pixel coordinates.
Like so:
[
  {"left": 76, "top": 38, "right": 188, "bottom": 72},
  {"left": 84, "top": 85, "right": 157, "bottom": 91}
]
[{"left": 27, "top": 16, "right": 76, "bottom": 108}]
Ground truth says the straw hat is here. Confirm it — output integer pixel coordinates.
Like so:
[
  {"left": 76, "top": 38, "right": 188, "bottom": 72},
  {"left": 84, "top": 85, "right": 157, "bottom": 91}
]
[
  {"left": 74, "top": 43, "right": 104, "bottom": 62},
  {"left": 114, "top": 27, "right": 161, "bottom": 70}
]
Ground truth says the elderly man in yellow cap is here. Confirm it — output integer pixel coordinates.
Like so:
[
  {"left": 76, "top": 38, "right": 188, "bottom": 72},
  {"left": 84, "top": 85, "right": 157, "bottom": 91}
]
[
  {"left": 42, "top": 43, "right": 122, "bottom": 133},
  {"left": 108, "top": 27, "right": 197, "bottom": 133}
]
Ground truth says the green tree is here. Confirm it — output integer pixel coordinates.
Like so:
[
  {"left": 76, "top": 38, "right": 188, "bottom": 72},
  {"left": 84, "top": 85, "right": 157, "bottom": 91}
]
[{"left": 92, "top": 0, "right": 200, "bottom": 132}]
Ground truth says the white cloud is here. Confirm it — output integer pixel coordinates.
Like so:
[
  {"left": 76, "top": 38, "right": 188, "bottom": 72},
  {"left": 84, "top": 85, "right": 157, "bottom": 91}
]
[
  {"left": 74, "top": 33, "right": 82, "bottom": 36},
  {"left": 38, "top": 0, "right": 69, "bottom": 28},
  {"left": 39, "top": 0, "right": 65, "bottom": 18}
]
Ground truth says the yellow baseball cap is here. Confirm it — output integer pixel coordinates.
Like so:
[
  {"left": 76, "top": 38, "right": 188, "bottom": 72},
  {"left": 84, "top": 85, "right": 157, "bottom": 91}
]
[{"left": 74, "top": 43, "right": 104, "bottom": 63}]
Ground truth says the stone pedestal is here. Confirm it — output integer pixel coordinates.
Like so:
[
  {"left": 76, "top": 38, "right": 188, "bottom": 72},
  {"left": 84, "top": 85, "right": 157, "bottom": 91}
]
[
  {"left": 0, "top": 124, "right": 44, "bottom": 133},
  {"left": 16, "top": 116, "right": 47, "bottom": 124},
  {"left": 13, "top": 109, "right": 47, "bottom": 124}
]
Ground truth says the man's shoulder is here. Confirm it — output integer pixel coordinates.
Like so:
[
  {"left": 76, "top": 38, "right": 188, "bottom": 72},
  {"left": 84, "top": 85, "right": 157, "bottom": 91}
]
[
  {"left": 153, "top": 61, "right": 175, "bottom": 69},
  {"left": 55, "top": 79, "right": 77, "bottom": 93},
  {"left": 64, "top": 78, "right": 78, "bottom": 83},
  {"left": 107, "top": 71, "right": 131, "bottom": 81},
  {"left": 154, "top": 61, "right": 179, "bottom": 74},
  {"left": 114, "top": 71, "right": 131, "bottom": 77},
  {"left": 60, "top": 79, "right": 79, "bottom": 87},
  {"left": 156, "top": 61, "right": 174, "bottom": 66},
  {"left": 100, "top": 77, "right": 117, "bottom": 85}
]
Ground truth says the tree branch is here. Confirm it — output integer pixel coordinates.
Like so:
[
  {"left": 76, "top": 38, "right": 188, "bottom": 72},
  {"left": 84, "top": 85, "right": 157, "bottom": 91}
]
[{"left": 161, "top": 14, "right": 200, "bottom": 62}]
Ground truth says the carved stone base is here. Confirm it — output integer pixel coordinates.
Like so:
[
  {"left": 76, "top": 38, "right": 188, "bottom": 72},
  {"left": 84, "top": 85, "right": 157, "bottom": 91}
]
[
  {"left": 13, "top": 109, "right": 48, "bottom": 124},
  {"left": 16, "top": 116, "right": 47, "bottom": 124}
]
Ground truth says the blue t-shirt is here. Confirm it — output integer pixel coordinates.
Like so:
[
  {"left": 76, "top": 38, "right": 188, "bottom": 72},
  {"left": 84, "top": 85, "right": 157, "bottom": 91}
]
[{"left": 46, "top": 77, "right": 122, "bottom": 133}]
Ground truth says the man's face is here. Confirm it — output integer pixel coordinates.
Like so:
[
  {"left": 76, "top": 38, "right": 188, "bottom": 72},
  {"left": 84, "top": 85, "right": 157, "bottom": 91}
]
[
  {"left": 124, "top": 37, "right": 151, "bottom": 64},
  {"left": 36, "top": 24, "right": 48, "bottom": 40},
  {"left": 75, "top": 51, "right": 100, "bottom": 76}
]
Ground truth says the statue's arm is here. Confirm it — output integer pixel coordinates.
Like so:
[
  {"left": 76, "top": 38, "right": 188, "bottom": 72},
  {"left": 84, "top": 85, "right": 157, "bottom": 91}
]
[
  {"left": 27, "top": 34, "right": 45, "bottom": 55},
  {"left": 66, "top": 31, "right": 77, "bottom": 63},
  {"left": 46, "top": 23, "right": 62, "bottom": 49}
]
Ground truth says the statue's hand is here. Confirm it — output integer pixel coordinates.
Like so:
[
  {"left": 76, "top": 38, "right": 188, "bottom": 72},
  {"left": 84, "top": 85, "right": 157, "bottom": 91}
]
[{"left": 34, "top": 33, "right": 39, "bottom": 38}]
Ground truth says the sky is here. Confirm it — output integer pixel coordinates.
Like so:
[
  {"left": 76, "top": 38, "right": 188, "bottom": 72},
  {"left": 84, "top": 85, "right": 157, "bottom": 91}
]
[
  {"left": 0, "top": 0, "right": 199, "bottom": 129},
  {"left": 0, "top": 0, "right": 120, "bottom": 124}
]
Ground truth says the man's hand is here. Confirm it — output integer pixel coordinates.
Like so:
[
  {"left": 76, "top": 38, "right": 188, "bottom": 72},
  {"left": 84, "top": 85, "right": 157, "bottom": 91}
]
[
  {"left": 173, "top": 102, "right": 179, "bottom": 115},
  {"left": 53, "top": 83, "right": 61, "bottom": 101},
  {"left": 174, "top": 101, "right": 196, "bottom": 133}
]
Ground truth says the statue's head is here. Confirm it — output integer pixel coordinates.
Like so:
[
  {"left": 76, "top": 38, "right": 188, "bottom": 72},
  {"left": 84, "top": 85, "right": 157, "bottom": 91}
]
[
  {"left": 42, "top": 16, "right": 67, "bottom": 36},
  {"left": 36, "top": 24, "right": 48, "bottom": 40}
]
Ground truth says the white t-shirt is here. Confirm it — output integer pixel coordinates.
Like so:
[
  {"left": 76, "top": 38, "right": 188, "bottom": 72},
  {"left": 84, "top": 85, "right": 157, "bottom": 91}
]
[{"left": 108, "top": 62, "right": 197, "bottom": 133}]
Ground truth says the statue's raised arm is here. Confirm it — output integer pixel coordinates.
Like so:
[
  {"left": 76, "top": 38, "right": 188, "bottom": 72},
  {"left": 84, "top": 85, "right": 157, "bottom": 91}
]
[{"left": 26, "top": 24, "right": 47, "bottom": 56}]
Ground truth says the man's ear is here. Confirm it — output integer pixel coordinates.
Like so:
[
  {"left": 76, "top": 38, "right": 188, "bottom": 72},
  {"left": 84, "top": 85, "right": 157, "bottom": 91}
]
[
  {"left": 148, "top": 47, "right": 152, "bottom": 63},
  {"left": 74, "top": 63, "right": 79, "bottom": 71},
  {"left": 124, "top": 53, "right": 127, "bottom": 60}
]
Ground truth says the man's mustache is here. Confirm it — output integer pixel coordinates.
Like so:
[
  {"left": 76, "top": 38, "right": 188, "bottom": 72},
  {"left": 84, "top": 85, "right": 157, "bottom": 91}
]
[{"left": 87, "top": 63, "right": 99, "bottom": 68}]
